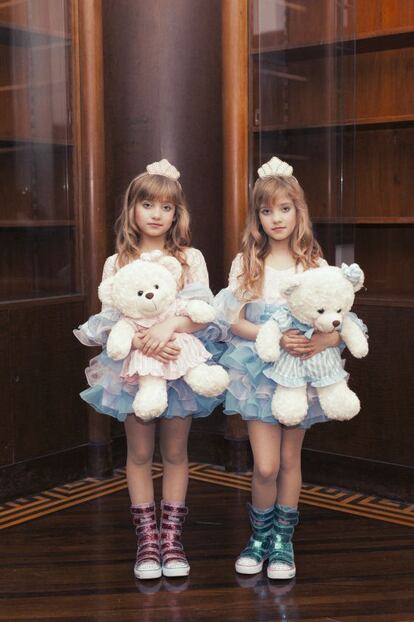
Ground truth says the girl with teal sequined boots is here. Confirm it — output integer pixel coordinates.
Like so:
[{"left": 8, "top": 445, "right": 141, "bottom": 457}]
[{"left": 217, "top": 157, "right": 364, "bottom": 579}]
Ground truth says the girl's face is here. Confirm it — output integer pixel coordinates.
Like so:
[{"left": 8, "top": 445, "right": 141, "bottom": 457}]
[
  {"left": 258, "top": 191, "right": 296, "bottom": 242},
  {"left": 135, "top": 198, "right": 176, "bottom": 239}
]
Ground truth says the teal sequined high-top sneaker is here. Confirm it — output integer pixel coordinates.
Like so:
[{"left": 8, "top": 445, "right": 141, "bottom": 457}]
[
  {"left": 235, "top": 504, "right": 274, "bottom": 575},
  {"left": 267, "top": 504, "right": 299, "bottom": 580}
]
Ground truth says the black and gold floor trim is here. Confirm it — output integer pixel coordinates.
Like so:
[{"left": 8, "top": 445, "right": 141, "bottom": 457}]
[{"left": 1, "top": 462, "right": 413, "bottom": 530}]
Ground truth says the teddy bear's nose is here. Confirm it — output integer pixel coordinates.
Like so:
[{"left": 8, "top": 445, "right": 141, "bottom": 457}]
[
  {"left": 145, "top": 292, "right": 154, "bottom": 300},
  {"left": 332, "top": 320, "right": 340, "bottom": 327}
]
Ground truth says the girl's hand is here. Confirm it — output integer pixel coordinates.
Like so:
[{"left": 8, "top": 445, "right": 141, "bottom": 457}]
[
  {"left": 301, "top": 331, "right": 341, "bottom": 360},
  {"left": 153, "top": 340, "right": 181, "bottom": 363},
  {"left": 139, "top": 319, "right": 177, "bottom": 357},
  {"left": 132, "top": 329, "right": 181, "bottom": 362},
  {"left": 132, "top": 326, "right": 181, "bottom": 361},
  {"left": 132, "top": 328, "right": 147, "bottom": 351},
  {"left": 280, "top": 330, "right": 311, "bottom": 356}
]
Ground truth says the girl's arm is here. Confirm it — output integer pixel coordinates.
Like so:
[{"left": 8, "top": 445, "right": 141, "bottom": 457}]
[
  {"left": 300, "top": 331, "right": 341, "bottom": 359},
  {"left": 231, "top": 308, "right": 261, "bottom": 341},
  {"left": 133, "top": 328, "right": 181, "bottom": 362},
  {"left": 232, "top": 308, "right": 340, "bottom": 355},
  {"left": 139, "top": 312, "right": 207, "bottom": 357},
  {"left": 225, "top": 256, "right": 309, "bottom": 349},
  {"left": 140, "top": 248, "right": 211, "bottom": 356},
  {"left": 231, "top": 254, "right": 340, "bottom": 355}
]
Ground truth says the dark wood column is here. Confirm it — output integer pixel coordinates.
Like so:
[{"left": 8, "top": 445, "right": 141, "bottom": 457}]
[
  {"left": 75, "top": 0, "right": 112, "bottom": 477},
  {"left": 222, "top": 0, "right": 250, "bottom": 471}
]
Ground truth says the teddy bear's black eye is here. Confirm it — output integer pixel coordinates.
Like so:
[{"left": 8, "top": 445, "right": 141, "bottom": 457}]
[
  {"left": 138, "top": 290, "right": 143, "bottom": 296},
  {"left": 317, "top": 308, "right": 325, "bottom": 314},
  {"left": 154, "top": 285, "right": 159, "bottom": 289},
  {"left": 337, "top": 308, "right": 342, "bottom": 313}
]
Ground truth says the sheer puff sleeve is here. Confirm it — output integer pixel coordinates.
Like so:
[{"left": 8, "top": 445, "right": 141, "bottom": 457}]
[
  {"left": 228, "top": 253, "right": 244, "bottom": 291},
  {"left": 100, "top": 254, "right": 119, "bottom": 312},
  {"left": 178, "top": 248, "right": 213, "bottom": 307},
  {"left": 213, "top": 254, "right": 247, "bottom": 329},
  {"left": 73, "top": 254, "right": 120, "bottom": 346},
  {"left": 101, "top": 254, "right": 118, "bottom": 281},
  {"left": 183, "top": 247, "right": 209, "bottom": 287},
  {"left": 178, "top": 248, "right": 225, "bottom": 355}
]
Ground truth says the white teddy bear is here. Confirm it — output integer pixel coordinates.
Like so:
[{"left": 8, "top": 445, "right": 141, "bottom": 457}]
[
  {"left": 98, "top": 251, "right": 229, "bottom": 421},
  {"left": 255, "top": 263, "right": 368, "bottom": 426}
]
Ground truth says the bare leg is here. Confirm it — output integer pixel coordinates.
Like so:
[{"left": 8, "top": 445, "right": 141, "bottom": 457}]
[
  {"left": 124, "top": 415, "right": 156, "bottom": 505},
  {"left": 267, "top": 427, "right": 305, "bottom": 580},
  {"left": 276, "top": 427, "right": 306, "bottom": 508},
  {"left": 248, "top": 420, "right": 282, "bottom": 510},
  {"left": 159, "top": 416, "right": 192, "bottom": 503},
  {"left": 235, "top": 421, "right": 281, "bottom": 574}
]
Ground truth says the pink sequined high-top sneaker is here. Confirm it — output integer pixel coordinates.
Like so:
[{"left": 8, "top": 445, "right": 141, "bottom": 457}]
[
  {"left": 130, "top": 502, "right": 161, "bottom": 580},
  {"left": 160, "top": 501, "right": 190, "bottom": 578}
]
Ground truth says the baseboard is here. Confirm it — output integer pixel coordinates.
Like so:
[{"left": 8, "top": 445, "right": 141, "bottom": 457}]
[
  {"left": 0, "top": 446, "right": 88, "bottom": 502},
  {"left": 302, "top": 448, "right": 413, "bottom": 502}
]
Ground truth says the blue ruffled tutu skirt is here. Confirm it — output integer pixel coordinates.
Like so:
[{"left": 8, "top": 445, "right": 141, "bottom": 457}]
[
  {"left": 215, "top": 289, "right": 330, "bottom": 429},
  {"left": 74, "top": 284, "right": 226, "bottom": 423}
]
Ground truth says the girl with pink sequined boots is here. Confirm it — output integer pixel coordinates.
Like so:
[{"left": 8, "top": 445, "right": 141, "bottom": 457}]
[{"left": 75, "top": 160, "right": 224, "bottom": 579}]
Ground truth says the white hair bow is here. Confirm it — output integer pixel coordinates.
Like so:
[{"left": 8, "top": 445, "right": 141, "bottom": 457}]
[
  {"left": 146, "top": 159, "right": 180, "bottom": 181},
  {"left": 257, "top": 156, "right": 293, "bottom": 179}
]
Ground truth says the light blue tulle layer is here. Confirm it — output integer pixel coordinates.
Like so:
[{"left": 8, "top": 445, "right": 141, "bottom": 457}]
[
  {"left": 217, "top": 295, "right": 368, "bottom": 429},
  {"left": 75, "top": 282, "right": 226, "bottom": 422},
  {"left": 80, "top": 352, "right": 224, "bottom": 422},
  {"left": 220, "top": 337, "right": 328, "bottom": 429}
]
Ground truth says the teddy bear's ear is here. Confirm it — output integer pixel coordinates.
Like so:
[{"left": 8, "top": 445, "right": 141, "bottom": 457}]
[
  {"left": 98, "top": 277, "right": 115, "bottom": 305},
  {"left": 341, "top": 263, "right": 365, "bottom": 292},
  {"left": 279, "top": 276, "right": 301, "bottom": 298},
  {"left": 158, "top": 256, "right": 182, "bottom": 282}
]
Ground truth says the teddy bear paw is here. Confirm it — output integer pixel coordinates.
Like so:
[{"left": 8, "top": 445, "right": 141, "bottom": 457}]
[
  {"left": 133, "top": 390, "right": 168, "bottom": 421},
  {"left": 186, "top": 300, "right": 217, "bottom": 323},
  {"left": 107, "top": 346, "right": 130, "bottom": 361},
  {"left": 256, "top": 342, "right": 281, "bottom": 362},
  {"left": 348, "top": 341, "right": 369, "bottom": 359},
  {"left": 271, "top": 386, "right": 308, "bottom": 426},
  {"left": 317, "top": 381, "right": 360, "bottom": 420},
  {"left": 184, "top": 364, "right": 229, "bottom": 397}
]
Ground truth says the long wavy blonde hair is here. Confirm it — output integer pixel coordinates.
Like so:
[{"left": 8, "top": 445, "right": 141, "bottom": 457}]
[
  {"left": 114, "top": 172, "right": 191, "bottom": 283},
  {"left": 236, "top": 175, "right": 323, "bottom": 300}
]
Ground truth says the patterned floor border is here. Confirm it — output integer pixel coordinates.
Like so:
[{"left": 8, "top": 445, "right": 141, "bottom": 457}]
[{"left": 1, "top": 462, "right": 413, "bottom": 530}]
